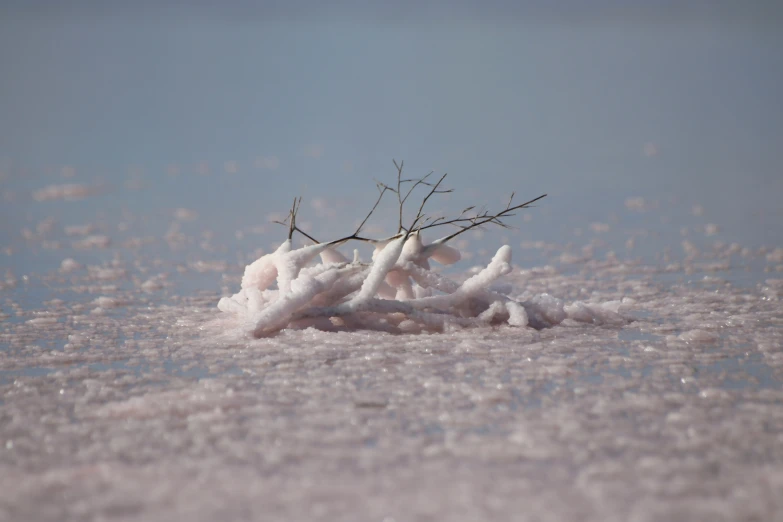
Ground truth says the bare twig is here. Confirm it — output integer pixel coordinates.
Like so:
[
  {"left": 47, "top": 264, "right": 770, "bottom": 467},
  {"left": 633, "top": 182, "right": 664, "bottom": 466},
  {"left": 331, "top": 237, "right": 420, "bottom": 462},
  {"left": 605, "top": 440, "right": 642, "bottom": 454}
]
[
  {"left": 354, "top": 182, "right": 392, "bottom": 238},
  {"left": 421, "top": 193, "right": 547, "bottom": 243},
  {"left": 392, "top": 159, "right": 405, "bottom": 232},
  {"left": 397, "top": 173, "right": 436, "bottom": 232},
  {"left": 392, "top": 159, "right": 447, "bottom": 233},
  {"left": 272, "top": 217, "right": 321, "bottom": 244},
  {"left": 295, "top": 226, "right": 320, "bottom": 244},
  {"left": 273, "top": 185, "right": 395, "bottom": 247},
  {"left": 289, "top": 197, "right": 301, "bottom": 240},
  {"left": 407, "top": 172, "right": 452, "bottom": 235},
  {"left": 268, "top": 161, "right": 545, "bottom": 251},
  {"left": 271, "top": 197, "right": 308, "bottom": 241}
]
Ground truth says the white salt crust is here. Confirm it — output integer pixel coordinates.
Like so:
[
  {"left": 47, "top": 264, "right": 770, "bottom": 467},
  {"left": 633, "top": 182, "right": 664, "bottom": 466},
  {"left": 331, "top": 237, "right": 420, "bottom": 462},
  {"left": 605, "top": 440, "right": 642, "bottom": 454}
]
[{"left": 2, "top": 187, "right": 782, "bottom": 521}]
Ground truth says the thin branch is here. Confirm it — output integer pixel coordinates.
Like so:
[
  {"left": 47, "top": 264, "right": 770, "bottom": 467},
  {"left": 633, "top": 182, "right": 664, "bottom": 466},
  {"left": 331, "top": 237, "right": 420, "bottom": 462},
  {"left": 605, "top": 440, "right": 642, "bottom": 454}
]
[
  {"left": 398, "top": 172, "right": 435, "bottom": 232},
  {"left": 393, "top": 159, "right": 404, "bottom": 232},
  {"left": 267, "top": 161, "right": 546, "bottom": 253},
  {"left": 407, "top": 172, "right": 452, "bottom": 234},
  {"left": 397, "top": 171, "right": 434, "bottom": 232},
  {"left": 271, "top": 196, "right": 320, "bottom": 243},
  {"left": 392, "top": 160, "right": 443, "bottom": 233},
  {"left": 422, "top": 193, "right": 547, "bottom": 243},
  {"left": 354, "top": 182, "right": 392, "bottom": 237},
  {"left": 284, "top": 197, "right": 301, "bottom": 240},
  {"left": 294, "top": 226, "right": 319, "bottom": 244}
]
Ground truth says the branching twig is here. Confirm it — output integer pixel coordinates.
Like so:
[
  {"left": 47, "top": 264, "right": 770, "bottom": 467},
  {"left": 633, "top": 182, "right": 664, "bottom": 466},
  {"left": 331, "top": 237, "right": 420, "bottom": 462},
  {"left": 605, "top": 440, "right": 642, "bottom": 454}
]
[
  {"left": 273, "top": 186, "right": 396, "bottom": 248},
  {"left": 272, "top": 196, "right": 318, "bottom": 243},
  {"left": 283, "top": 197, "right": 301, "bottom": 240},
  {"left": 407, "top": 172, "right": 452, "bottom": 235},
  {"left": 269, "top": 162, "right": 545, "bottom": 250},
  {"left": 421, "top": 193, "right": 547, "bottom": 243},
  {"left": 391, "top": 159, "right": 439, "bottom": 233},
  {"left": 272, "top": 218, "right": 320, "bottom": 244}
]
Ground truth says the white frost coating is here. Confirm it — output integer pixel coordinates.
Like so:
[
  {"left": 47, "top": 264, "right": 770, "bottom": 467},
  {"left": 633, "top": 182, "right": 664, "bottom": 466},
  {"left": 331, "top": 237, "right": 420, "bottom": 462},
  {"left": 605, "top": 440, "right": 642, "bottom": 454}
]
[
  {"left": 241, "top": 240, "right": 290, "bottom": 291},
  {"left": 395, "top": 283, "right": 415, "bottom": 300},
  {"left": 525, "top": 294, "right": 567, "bottom": 328},
  {"left": 274, "top": 241, "right": 343, "bottom": 294},
  {"left": 370, "top": 234, "right": 404, "bottom": 261},
  {"left": 405, "top": 261, "right": 521, "bottom": 316},
  {"left": 222, "top": 230, "right": 627, "bottom": 335},
  {"left": 242, "top": 240, "right": 343, "bottom": 294},
  {"left": 351, "top": 236, "right": 405, "bottom": 305},
  {"left": 505, "top": 300, "right": 529, "bottom": 327},
  {"left": 309, "top": 265, "right": 369, "bottom": 306},
  {"left": 478, "top": 301, "right": 506, "bottom": 322},
  {"left": 217, "top": 294, "right": 246, "bottom": 315},
  {"left": 375, "top": 279, "right": 398, "bottom": 300},
  {"left": 426, "top": 241, "right": 462, "bottom": 265},
  {"left": 319, "top": 248, "right": 349, "bottom": 264},
  {"left": 403, "top": 245, "right": 512, "bottom": 310},
  {"left": 252, "top": 268, "right": 343, "bottom": 337},
  {"left": 396, "top": 232, "right": 462, "bottom": 269},
  {"left": 405, "top": 263, "right": 460, "bottom": 294},
  {"left": 397, "top": 231, "right": 425, "bottom": 265}
]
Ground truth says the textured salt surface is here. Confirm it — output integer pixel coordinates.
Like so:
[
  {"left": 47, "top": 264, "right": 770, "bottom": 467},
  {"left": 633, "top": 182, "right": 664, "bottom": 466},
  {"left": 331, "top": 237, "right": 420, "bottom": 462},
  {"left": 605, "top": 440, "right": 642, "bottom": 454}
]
[{"left": 2, "top": 177, "right": 783, "bottom": 521}]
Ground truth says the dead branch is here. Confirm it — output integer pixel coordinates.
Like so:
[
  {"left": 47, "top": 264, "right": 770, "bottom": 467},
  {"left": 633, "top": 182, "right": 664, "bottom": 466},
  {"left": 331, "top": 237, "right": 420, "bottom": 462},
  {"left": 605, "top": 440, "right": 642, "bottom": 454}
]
[
  {"left": 271, "top": 196, "right": 319, "bottom": 243},
  {"left": 391, "top": 159, "right": 440, "bottom": 233},
  {"left": 420, "top": 193, "right": 547, "bottom": 243},
  {"left": 354, "top": 181, "right": 393, "bottom": 238},
  {"left": 273, "top": 183, "right": 394, "bottom": 247},
  {"left": 269, "top": 161, "right": 545, "bottom": 250},
  {"left": 407, "top": 172, "right": 452, "bottom": 235}
]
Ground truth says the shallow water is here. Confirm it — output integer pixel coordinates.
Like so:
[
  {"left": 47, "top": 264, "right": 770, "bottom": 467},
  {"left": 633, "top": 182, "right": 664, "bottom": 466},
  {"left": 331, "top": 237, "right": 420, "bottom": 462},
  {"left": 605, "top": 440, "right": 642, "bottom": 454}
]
[{"left": 2, "top": 164, "right": 783, "bottom": 521}]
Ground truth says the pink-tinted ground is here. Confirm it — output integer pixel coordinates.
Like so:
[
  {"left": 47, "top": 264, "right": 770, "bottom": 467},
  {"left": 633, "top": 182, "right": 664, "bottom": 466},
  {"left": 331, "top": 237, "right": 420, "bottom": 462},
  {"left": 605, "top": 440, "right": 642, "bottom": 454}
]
[{"left": 2, "top": 200, "right": 783, "bottom": 521}]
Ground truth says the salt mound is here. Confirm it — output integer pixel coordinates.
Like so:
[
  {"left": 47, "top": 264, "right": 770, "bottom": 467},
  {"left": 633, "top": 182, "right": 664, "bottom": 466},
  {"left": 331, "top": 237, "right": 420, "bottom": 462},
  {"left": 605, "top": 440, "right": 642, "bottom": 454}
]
[
  {"left": 215, "top": 173, "right": 623, "bottom": 336},
  {"left": 219, "top": 237, "right": 630, "bottom": 337}
]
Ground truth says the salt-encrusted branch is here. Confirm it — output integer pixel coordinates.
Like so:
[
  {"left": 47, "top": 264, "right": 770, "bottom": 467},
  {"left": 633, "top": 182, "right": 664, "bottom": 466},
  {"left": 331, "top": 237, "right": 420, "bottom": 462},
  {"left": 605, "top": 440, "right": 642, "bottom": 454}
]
[
  {"left": 309, "top": 265, "right": 371, "bottom": 306},
  {"left": 348, "top": 235, "right": 406, "bottom": 306},
  {"left": 252, "top": 266, "right": 350, "bottom": 337},
  {"left": 291, "top": 247, "right": 518, "bottom": 331},
  {"left": 240, "top": 240, "right": 291, "bottom": 291},
  {"left": 222, "top": 159, "right": 554, "bottom": 336},
  {"left": 404, "top": 258, "right": 528, "bottom": 326},
  {"left": 274, "top": 239, "right": 351, "bottom": 293},
  {"left": 403, "top": 245, "right": 512, "bottom": 310}
]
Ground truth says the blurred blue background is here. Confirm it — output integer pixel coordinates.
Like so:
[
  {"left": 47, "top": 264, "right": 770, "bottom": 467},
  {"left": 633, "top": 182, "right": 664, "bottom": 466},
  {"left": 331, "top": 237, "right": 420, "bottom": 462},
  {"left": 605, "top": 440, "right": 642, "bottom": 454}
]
[{"left": 1, "top": 2, "right": 781, "bottom": 277}]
